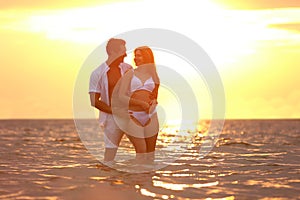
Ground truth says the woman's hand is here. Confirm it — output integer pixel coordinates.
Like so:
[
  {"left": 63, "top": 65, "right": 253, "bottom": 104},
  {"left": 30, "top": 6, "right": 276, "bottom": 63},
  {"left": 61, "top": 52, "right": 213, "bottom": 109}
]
[
  {"left": 149, "top": 99, "right": 158, "bottom": 105},
  {"left": 148, "top": 99, "right": 157, "bottom": 114}
]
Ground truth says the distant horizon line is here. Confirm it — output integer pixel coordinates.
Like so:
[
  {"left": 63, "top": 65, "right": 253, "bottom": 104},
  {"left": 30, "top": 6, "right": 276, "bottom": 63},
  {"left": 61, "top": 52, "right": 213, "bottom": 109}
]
[{"left": 0, "top": 118, "right": 299, "bottom": 121}]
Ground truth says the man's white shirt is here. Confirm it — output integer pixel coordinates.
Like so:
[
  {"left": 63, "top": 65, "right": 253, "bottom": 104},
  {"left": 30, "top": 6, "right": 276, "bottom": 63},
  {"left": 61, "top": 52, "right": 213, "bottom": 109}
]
[{"left": 89, "top": 62, "right": 132, "bottom": 125}]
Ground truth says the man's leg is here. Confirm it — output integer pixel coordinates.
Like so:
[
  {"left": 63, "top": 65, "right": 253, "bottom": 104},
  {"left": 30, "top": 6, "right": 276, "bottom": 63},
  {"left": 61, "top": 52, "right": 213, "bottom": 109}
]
[{"left": 103, "top": 115, "right": 124, "bottom": 162}]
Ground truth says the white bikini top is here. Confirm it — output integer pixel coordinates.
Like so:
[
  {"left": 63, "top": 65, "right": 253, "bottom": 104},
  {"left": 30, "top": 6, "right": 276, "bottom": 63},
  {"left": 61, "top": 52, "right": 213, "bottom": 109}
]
[{"left": 131, "top": 74, "right": 155, "bottom": 93}]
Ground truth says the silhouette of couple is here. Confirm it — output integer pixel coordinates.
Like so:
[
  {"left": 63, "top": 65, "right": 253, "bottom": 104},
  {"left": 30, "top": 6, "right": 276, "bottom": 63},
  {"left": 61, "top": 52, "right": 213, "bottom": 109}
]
[{"left": 89, "top": 38, "right": 160, "bottom": 165}]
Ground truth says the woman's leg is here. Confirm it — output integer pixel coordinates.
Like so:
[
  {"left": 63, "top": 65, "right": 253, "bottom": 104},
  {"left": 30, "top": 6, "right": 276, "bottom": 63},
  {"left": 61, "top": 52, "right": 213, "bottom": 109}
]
[
  {"left": 144, "top": 113, "right": 159, "bottom": 152},
  {"left": 144, "top": 113, "right": 159, "bottom": 163},
  {"left": 145, "top": 134, "right": 157, "bottom": 164},
  {"left": 145, "top": 134, "right": 158, "bottom": 152},
  {"left": 126, "top": 118, "right": 148, "bottom": 163},
  {"left": 126, "top": 134, "right": 147, "bottom": 153},
  {"left": 126, "top": 135, "right": 148, "bottom": 163}
]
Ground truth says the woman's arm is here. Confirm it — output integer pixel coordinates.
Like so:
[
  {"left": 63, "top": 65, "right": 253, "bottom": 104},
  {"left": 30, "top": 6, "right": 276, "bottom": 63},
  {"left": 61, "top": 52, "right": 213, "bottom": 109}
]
[{"left": 151, "top": 83, "right": 159, "bottom": 100}]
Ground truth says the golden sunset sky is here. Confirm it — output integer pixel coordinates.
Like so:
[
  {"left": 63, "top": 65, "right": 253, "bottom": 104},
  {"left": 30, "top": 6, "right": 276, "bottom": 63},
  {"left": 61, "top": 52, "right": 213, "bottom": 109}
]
[{"left": 0, "top": 0, "right": 299, "bottom": 119}]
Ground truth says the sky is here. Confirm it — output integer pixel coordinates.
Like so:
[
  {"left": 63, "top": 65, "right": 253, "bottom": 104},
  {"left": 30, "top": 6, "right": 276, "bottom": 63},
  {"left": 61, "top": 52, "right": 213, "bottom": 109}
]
[{"left": 0, "top": 0, "right": 299, "bottom": 119}]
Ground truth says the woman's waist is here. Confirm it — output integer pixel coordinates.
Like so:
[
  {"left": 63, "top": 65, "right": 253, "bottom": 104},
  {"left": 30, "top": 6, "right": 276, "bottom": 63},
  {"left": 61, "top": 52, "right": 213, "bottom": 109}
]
[
  {"left": 128, "top": 105, "right": 143, "bottom": 111},
  {"left": 128, "top": 105, "right": 157, "bottom": 111},
  {"left": 129, "top": 93, "right": 153, "bottom": 108},
  {"left": 128, "top": 108, "right": 157, "bottom": 114}
]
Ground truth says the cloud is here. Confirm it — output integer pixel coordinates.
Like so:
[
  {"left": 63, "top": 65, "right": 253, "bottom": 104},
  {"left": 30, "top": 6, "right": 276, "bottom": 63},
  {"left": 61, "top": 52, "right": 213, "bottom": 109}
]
[
  {"left": 214, "top": 0, "right": 300, "bottom": 10},
  {"left": 268, "top": 23, "right": 300, "bottom": 33},
  {"left": 3, "top": 0, "right": 299, "bottom": 10},
  {"left": 0, "top": 0, "right": 130, "bottom": 10}
]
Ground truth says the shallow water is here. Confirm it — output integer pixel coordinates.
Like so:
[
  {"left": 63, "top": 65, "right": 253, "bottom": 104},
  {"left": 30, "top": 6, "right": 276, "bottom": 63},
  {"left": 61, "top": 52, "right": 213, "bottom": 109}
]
[{"left": 0, "top": 119, "right": 299, "bottom": 199}]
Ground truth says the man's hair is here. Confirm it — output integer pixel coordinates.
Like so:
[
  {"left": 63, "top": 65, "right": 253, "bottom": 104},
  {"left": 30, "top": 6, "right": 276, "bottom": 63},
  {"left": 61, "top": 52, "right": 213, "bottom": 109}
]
[{"left": 106, "top": 38, "right": 126, "bottom": 55}]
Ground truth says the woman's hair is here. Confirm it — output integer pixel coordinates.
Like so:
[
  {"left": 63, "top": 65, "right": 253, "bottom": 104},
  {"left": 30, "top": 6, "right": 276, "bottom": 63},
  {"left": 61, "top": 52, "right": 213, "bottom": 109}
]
[
  {"left": 134, "top": 46, "right": 160, "bottom": 84},
  {"left": 134, "top": 46, "right": 154, "bottom": 64}
]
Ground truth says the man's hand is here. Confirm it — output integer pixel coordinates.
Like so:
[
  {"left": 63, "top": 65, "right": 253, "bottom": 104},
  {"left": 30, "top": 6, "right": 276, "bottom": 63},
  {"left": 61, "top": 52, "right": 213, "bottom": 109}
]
[
  {"left": 90, "top": 92, "right": 112, "bottom": 114},
  {"left": 140, "top": 101, "right": 150, "bottom": 112}
]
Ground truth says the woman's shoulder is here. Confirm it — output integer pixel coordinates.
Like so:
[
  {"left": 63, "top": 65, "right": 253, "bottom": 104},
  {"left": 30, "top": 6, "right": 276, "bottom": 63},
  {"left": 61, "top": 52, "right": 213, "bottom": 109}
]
[{"left": 123, "top": 68, "right": 134, "bottom": 79}]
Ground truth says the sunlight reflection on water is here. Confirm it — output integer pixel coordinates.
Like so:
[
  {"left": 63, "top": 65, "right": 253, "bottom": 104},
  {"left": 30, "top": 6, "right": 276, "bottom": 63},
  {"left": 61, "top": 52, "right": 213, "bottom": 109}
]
[{"left": 0, "top": 119, "right": 299, "bottom": 199}]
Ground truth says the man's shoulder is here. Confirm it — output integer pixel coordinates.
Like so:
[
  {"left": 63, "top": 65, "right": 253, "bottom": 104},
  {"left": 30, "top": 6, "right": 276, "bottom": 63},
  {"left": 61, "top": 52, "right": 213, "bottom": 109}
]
[{"left": 91, "top": 62, "right": 108, "bottom": 76}]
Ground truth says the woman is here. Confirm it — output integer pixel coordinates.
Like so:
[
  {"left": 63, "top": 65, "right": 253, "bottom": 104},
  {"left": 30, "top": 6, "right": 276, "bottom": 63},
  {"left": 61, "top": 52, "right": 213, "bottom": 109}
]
[{"left": 118, "top": 46, "right": 160, "bottom": 163}]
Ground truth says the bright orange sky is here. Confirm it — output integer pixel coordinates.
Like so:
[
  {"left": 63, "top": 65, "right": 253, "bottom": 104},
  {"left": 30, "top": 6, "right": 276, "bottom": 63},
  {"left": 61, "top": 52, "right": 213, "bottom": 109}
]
[{"left": 0, "top": 0, "right": 300, "bottom": 119}]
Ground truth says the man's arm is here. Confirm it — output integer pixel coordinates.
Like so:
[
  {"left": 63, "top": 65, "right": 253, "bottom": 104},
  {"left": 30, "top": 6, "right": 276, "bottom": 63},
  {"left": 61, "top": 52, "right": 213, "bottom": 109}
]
[{"left": 90, "top": 92, "right": 112, "bottom": 114}]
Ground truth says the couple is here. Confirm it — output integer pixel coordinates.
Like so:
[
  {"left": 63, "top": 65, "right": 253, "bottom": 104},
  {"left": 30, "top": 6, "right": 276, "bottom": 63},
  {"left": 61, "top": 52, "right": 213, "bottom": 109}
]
[{"left": 89, "top": 38, "right": 160, "bottom": 165}]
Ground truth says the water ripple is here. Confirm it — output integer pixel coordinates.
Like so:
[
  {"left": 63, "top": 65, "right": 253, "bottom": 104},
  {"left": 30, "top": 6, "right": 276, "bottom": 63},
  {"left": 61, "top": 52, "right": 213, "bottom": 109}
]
[{"left": 0, "top": 119, "right": 299, "bottom": 199}]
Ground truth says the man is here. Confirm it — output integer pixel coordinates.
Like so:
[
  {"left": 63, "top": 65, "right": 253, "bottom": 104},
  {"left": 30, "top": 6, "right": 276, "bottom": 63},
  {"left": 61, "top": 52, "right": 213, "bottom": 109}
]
[{"left": 89, "top": 38, "right": 132, "bottom": 162}]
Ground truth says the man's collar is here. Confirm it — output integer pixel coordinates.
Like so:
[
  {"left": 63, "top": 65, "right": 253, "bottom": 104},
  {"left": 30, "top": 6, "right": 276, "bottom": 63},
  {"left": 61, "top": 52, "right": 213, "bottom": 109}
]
[{"left": 105, "top": 61, "right": 122, "bottom": 69}]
